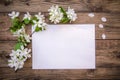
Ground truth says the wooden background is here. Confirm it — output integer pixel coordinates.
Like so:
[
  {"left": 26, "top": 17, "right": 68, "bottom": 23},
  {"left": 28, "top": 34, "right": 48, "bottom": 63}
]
[{"left": 0, "top": 0, "right": 120, "bottom": 79}]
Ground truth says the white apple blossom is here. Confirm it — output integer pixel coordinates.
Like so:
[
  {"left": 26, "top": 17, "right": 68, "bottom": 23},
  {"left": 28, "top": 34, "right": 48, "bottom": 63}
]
[
  {"left": 48, "top": 5, "right": 63, "bottom": 24},
  {"left": 23, "top": 34, "right": 31, "bottom": 43},
  {"left": 35, "top": 12, "right": 45, "bottom": 21},
  {"left": 8, "top": 49, "right": 24, "bottom": 71},
  {"left": 8, "top": 11, "right": 47, "bottom": 71},
  {"left": 20, "top": 46, "right": 31, "bottom": 60},
  {"left": 8, "top": 11, "right": 20, "bottom": 19},
  {"left": 66, "top": 7, "right": 77, "bottom": 22},
  {"left": 12, "top": 25, "right": 31, "bottom": 43},
  {"left": 32, "top": 20, "right": 47, "bottom": 31},
  {"left": 8, "top": 46, "right": 31, "bottom": 71},
  {"left": 33, "top": 20, "right": 43, "bottom": 27},
  {"left": 23, "top": 12, "right": 31, "bottom": 20}
]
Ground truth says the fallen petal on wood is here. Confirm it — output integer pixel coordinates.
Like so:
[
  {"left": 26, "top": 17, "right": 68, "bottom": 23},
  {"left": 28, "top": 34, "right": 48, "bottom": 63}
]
[
  {"left": 88, "top": 13, "right": 95, "bottom": 18},
  {"left": 102, "top": 33, "right": 106, "bottom": 39},
  {"left": 99, "top": 24, "right": 104, "bottom": 28},
  {"left": 101, "top": 17, "right": 107, "bottom": 22}
]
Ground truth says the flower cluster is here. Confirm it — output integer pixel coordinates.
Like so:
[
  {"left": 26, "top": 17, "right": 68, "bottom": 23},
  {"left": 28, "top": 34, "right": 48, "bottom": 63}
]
[
  {"left": 8, "top": 11, "right": 47, "bottom": 71},
  {"left": 8, "top": 46, "right": 31, "bottom": 71},
  {"left": 8, "top": 11, "right": 19, "bottom": 19},
  {"left": 48, "top": 5, "right": 77, "bottom": 24},
  {"left": 32, "top": 12, "right": 47, "bottom": 32},
  {"left": 67, "top": 7, "right": 77, "bottom": 22}
]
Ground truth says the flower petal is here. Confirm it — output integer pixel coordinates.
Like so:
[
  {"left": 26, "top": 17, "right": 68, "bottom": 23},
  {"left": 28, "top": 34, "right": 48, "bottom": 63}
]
[
  {"left": 88, "top": 13, "right": 95, "bottom": 17},
  {"left": 101, "top": 17, "right": 107, "bottom": 22},
  {"left": 102, "top": 33, "right": 106, "bottom": 39},
  {"left": 99, "top": 24, "right": 104, "bottom": 28}
]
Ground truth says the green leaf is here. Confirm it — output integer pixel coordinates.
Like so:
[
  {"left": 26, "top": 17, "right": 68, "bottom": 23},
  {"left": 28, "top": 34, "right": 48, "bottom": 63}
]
[
  {"left": 35, "top": 26, "right": 42, "bottom": 32},
  {"left": 59, "top": 7, "right": 67, "bottom": 17},
  {"left": 32, "top": 16, "right": 38, "bottom": 21},
  {"left": 12, "top": 18, "right": 19, "bottom": 23},
  {"left": 10, "top": 26, "right": 16, "bottom": 32},
  {"left": 61, "top": 17, "right": 70, "bottom": 23},
  {"left": 31, "top": 17, "right": 39, "bottom": 25},
  {"left": 13, "top": 18, "right": 22, "bottom": 28},
  {"left": 35, "top": 26, "right": 40, "bottom": 32},
  {"left": 24, "top": 18, "right": 30, "bottom": 24},
  {"left": 14, "top": 42, "right": 23, "bottom": 50},
  {"left": 59, "top": 7, "right": 70, "bottom": 23},
  {"left": 10, "top": 18, "right": 23, "bottom": 33}
]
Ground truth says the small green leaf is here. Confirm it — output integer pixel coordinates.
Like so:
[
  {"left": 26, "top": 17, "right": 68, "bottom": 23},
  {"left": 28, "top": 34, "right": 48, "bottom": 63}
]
[
  {"left": 31, "top": 17, "right": 39, "bottom": 25},
  {"left": 59, "top": 7, "right": 67, "bottom": 17},
  {"left": 24, "top": 18, "right": 30, "bottom": 24},
  {"left": 10, "top": 26, "right": 16, "bottom": 32},
  {"left": 32, "top": 16, "right": 38, "bottom": 21},
  {"left": 35, "top": 26, "right": 40, "bottom": 32},
  {"left": 59, "top": 7, "right": 70, "bottom": 23},
  {"left": 12, "top": 18, "right": 19, "bottom": 23},
  {"left": 10, "top": 18, "right": 23, "bottom": 33},
  {"left": 35, "top": 26, "right": 42, "bottom": 32},
  {"left": 61, "top": 17, "right": 70, "bottom": 23},
  {"left": 14, "top": 42, "right": 23, "bottom": 50}
]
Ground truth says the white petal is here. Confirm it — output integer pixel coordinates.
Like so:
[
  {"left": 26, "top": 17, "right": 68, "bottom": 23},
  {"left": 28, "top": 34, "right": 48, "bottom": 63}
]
[
  {"left": 99, "top": 24, "right": 104, "bottom": 28},
  {"left": 12, "top": 11, "right": 15, "bottom": 15},
  {"left": 27, "top": 12, "right": 30, "bottom": 15},
  {"left": 16, "top": 12, "right": 20, "bottom": 17},
  {"left": 8, "top": 63, "right": 14, "bottom": 68},
  {"left": 24, "top": 14, "right": 27, "bottom": 18},
  {"left": 101, "top": 17, "right": 107, "bottom": 22},
  {"left": 15, "top": 66, "right": 18, "bottom": 71},
  {"left": 27, "top": 54, "right": 31, "bottom": 58},
  {"left": 34, "top": 24, "right": 37, "bottom": 27},
  {"left": 19, "top": 65, "right": 23, "bottom": 69},
  {"left": 8, "top": 13, "right": 13, "bottom": 16},
  {"left": 38, "top": 12, "right": 41, "bottom": 15},
  {"left": 28, "top": 49, "right": 31, "bottom": 53},
  {"left": 21, "top": 46, "right": 24, "bottom": 50},
  {"left": 9, "top": 11, "right": 15, "bottom": 16},
  {"left": 32, "top": 26, "right": 35, "bottom": 32},
  {"left": 88, "top": 13, "right": 95, "bottom": 17},
  {"left": 102, "top": 33, "right": 106, "bottom": 39}
]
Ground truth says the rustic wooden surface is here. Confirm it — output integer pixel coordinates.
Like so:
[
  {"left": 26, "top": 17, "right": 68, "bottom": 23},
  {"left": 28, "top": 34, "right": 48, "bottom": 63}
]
[{"left": 0, "top": 0, "right": 120, "bottom": 79}]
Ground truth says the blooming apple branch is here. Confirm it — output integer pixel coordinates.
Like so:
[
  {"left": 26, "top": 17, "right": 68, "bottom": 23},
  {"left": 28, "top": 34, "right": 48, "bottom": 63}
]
[{"left": 8, "top": 11, "right": 47, "bottom": 71}]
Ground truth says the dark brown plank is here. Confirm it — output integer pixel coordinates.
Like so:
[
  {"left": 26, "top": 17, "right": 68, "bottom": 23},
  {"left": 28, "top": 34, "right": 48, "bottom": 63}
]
[
  {"left": 0, "top": 13, "right": 120, "bottom": 40},
  {"left": 0, "top": 40, "right": 120, "bottom": 68},
  {"left": 0, "top": 67, "right": 120, "bottom": 79},
  {"left": 0, "top": 0, "right": 120, "bottom": 13}
]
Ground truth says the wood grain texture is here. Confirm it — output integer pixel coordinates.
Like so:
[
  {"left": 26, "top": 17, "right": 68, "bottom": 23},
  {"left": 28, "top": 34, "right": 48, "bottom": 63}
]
[
  {"left": 0, "top": 0, "right": 120, "bottom": 13},
  {"left": 0, "top": 68, "right": 120, "bottom": 79},
  {"left": 0, "top": 0, "right": 120, "bottom": 79}
]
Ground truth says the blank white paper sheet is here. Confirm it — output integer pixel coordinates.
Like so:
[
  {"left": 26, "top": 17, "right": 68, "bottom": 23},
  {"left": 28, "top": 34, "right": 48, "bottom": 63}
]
[{"left": 32, "top": 24, "right": 95, "bottom": 69}]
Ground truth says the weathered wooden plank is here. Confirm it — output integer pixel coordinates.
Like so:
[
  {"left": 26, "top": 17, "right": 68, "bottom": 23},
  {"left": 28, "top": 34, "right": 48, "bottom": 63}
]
[
  {"left": 0, "top": 13, "right": 120, "bottom": 40},
  {"left": 0, "top": 40, "right": 120, "bottom": 68},
  {"left": 0, "top": 0, "right": 120, "bottom": 13},
  {"left": 0, "top": 67, "right": 120, "bottom": 79}
]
